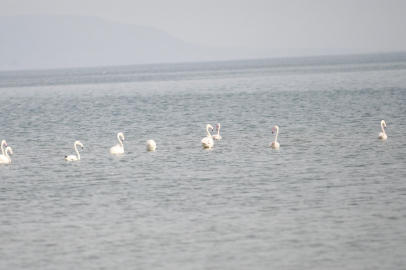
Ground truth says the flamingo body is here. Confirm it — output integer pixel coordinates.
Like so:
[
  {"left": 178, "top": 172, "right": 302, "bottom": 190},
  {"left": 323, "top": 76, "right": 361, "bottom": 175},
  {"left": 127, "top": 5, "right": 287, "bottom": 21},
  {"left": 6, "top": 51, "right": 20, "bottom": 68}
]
[
  {"left": 201, "top": 137, "right": 214, "bottom": 148},
  {"left": 146, "top": 140, "right": 156, "bottom": 151},
  {"left": 378, "top": 133, "right": 387, "bottom": 140},
  {"left": 270, "top": 141, "right": 280, "bottom": 148},
  {"left": 65, "top": 155, "right": 78, "bottom": 161}
]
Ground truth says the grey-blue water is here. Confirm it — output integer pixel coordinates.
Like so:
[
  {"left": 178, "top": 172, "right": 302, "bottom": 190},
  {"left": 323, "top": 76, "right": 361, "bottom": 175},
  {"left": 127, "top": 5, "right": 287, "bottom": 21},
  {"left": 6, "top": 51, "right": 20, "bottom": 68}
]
[{"left": 1, "top": 53, "right": 406, "bottom": 269}]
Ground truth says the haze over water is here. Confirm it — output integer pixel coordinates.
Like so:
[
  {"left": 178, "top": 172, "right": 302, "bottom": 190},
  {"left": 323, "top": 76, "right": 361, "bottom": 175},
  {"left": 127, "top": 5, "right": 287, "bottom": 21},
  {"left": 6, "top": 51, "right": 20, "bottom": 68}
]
[{"left": 1, "top": 53, "right": 406, "bottom": 269}]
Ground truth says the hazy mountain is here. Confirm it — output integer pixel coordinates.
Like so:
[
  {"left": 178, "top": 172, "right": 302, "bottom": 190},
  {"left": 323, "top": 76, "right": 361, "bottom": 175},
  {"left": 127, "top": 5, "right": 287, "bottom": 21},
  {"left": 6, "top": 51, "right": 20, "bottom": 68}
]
[{"left": 0, "top": 14, "right": 360, "bottom": 70}]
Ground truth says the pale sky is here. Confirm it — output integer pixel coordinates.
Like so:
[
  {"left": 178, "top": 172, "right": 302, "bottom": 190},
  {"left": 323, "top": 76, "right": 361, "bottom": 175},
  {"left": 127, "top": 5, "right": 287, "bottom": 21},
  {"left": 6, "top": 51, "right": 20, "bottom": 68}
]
[{"left": 2, "top": 0, "right": 406, "bottom": 53}]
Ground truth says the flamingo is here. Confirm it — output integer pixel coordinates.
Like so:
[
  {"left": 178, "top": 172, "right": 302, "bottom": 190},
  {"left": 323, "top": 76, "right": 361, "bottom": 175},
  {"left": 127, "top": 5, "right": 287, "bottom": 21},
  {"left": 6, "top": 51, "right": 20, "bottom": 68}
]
[
  {"left": 378, "top": 120, "right": 387, "bottom": 140},
  {"left": 270, "top": 126, "right": 280, "bottom": 148},
  {"left": 65, "top": 141, "right": 84, "bottom": 161},
  {"left": 110, "top": 132, "right": 125, "bottom": 154},
  {"left": 201, "top": 124, "right": 214, "bottom": 148},
  {"left": 212, "top": 123, "right": 222, "bottom": 140}
]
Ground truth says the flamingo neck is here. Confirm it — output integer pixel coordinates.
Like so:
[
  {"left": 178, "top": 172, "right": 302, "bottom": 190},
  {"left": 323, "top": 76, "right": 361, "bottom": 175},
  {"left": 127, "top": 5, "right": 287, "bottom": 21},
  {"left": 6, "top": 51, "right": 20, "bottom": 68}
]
[
  {"left": 118, "top": 134, "right": 124, "bottom": 149},
  {"left": 216, "top": 127, "right": 220, "bottom": 136},
  {"left": 206, "top": 126, "right": 212, "bottom": 138},
  {"left": 74, "top": 143, "right": 81, "bottom": 160},
  {"left": 274, "top": 127, "right": 279, "bottom": 142},
  {"left": 381, "top": 122, "right": 386, "bottom": 134}
]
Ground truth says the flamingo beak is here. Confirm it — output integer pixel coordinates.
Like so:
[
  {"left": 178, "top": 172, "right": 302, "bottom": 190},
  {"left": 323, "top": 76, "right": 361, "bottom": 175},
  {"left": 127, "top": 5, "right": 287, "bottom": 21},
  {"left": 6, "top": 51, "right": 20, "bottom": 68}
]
[{"left": 272, "top": 128, "right": 275, "bottom": 133}]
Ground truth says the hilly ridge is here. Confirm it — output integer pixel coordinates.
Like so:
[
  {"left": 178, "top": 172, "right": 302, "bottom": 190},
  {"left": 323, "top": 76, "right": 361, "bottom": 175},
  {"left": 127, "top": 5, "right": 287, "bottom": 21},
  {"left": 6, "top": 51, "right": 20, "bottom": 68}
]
[
  {"left": 0, "top": 14, "right": 361, "bottom": 71},
  {"left": 0, "top": 15, "right": 202, "bottom": 70}
]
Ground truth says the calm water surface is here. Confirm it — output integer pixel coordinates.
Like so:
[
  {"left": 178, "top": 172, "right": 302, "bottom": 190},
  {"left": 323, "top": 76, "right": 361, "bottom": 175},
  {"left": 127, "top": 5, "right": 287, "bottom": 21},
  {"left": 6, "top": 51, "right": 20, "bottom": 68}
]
[{"left": 1, "top": 53, "right": 406, "bottom": 269}]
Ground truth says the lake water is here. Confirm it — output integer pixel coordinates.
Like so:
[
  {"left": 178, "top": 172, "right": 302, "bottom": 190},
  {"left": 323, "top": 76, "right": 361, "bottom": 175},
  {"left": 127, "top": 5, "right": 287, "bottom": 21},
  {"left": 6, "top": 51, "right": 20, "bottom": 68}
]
[{"left": 1, "top": 53, "right": 406, "bottom": 269}]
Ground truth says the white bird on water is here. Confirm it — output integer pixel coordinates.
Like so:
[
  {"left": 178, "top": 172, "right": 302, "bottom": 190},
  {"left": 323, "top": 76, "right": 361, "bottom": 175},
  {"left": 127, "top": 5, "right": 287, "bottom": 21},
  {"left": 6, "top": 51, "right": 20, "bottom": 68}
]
[
  {"left": 378, "top": 120, "right": 387, "bottom": 140},
  {"left": 212, "top": 123, "right": 222, "bottom": 140},
  {"left": 0, "top": 146, "right": 12, "bottom": 164},
  {"left": 146, "top": 139, "right": 156, "bottom": 151},
  {"left": 201, "top": 124, "right": 214, "bottom": 148},
  {"left": 270, "top": 125, "right": 280, "bottom": 148},
  {"left": 65, "top": 141, "right": 84, "bottom": 161},
  {"left": 110, "top": 132, "right": 125, "bottom": 154}
]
